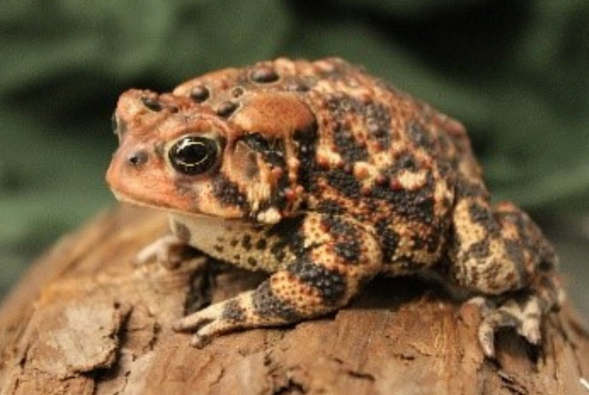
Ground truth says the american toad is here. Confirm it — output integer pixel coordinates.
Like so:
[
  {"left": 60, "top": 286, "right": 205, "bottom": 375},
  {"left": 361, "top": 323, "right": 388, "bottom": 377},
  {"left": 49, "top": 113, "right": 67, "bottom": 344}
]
[{"left": 106, "top": 58, "right": 561, "bottom": 357}]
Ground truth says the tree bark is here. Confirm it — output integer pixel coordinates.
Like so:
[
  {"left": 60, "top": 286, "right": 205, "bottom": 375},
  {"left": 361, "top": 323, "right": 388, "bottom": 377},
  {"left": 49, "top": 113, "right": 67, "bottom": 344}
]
[{"left": 1, "top": 205, "right": 588, "bottom": 395}]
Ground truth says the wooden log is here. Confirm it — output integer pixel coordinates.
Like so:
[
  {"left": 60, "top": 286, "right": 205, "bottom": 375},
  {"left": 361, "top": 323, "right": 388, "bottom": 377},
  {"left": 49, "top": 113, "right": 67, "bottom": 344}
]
[{"left": 1, "top": 205, "right": 588, "bottom": 395}]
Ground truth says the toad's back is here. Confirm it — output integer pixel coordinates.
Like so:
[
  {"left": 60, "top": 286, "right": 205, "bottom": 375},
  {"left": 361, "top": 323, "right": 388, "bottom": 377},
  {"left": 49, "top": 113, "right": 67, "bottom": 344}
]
[{"left": 172, "top": 58, "right": 485, "bottom": 271}]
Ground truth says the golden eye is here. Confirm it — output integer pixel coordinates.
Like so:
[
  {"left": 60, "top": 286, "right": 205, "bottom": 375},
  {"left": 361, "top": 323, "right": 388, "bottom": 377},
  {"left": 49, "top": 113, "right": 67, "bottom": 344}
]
[{"left": 168, "top": 136, "right": 219, "bottom": 175}]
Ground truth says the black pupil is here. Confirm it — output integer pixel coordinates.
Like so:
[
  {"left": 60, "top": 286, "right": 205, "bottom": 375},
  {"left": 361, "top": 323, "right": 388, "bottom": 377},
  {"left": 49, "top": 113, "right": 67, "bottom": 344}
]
[{"left": 169, "top": 137, "right": 218, "bottom": 175}]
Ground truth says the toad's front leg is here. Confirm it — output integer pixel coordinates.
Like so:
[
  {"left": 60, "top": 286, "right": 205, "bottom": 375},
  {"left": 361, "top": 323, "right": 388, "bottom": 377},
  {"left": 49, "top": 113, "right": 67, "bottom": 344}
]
[{"left": 173, "top": 213, "right": 382, "bottom": 347}]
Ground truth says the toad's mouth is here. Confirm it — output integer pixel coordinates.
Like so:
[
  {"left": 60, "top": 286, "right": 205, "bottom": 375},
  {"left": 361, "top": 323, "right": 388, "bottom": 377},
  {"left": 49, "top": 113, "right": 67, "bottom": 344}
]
[
  {"left": 107, "top": 170, "right": 249, "bottom": 222},
  {"left": 109, "top": 187, "right": 246, "bottom": 222},
  {"left": 109, "top": 188, "right": 201, "bottom": 217}
]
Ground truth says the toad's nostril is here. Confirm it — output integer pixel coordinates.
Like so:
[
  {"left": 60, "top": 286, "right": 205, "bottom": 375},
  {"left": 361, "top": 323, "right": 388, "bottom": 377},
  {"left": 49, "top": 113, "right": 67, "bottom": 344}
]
[{"left": 127, "top": 150, "right": 148, "bottom": 167}]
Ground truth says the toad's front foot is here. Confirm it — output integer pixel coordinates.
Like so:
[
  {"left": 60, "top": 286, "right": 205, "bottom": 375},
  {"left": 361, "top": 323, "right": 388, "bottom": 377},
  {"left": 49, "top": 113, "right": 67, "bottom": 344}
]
[
  {"left": 172, "top": 303, "right": 226, "bottom": 348},
  {"left": 135, "top": 234, "right": 200, "bottom": 270},
  {"left": 469, "top": 295, "right": 546, "bottom": 358},
  {"left": 172, "top": 280, "right": 301, "bottom": 348},
  {"left": 172, "top": 299, "right": 249, "bottom": 348}
]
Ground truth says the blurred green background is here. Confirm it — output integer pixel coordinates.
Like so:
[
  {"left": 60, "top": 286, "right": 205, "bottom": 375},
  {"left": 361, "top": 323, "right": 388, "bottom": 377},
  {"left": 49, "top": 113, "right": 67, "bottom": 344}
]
[{"left": 1, "top": 0, "right": 588, "bottom": 316}]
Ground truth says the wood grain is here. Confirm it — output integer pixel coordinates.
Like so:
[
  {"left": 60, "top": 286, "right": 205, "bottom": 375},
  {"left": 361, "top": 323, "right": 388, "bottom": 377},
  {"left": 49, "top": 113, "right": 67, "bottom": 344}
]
[{"left": 1, "top": 205, "right": 588, "bottom": 395}]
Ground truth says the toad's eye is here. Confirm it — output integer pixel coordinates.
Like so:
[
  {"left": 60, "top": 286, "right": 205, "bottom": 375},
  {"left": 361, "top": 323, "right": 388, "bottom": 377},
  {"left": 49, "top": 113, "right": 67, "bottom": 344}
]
[{"left": 168, "top": 136, "right": 219, "bottom": 175}]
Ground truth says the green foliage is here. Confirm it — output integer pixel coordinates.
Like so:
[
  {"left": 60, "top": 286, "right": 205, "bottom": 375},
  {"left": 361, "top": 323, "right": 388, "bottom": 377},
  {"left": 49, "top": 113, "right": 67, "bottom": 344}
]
[{"left": 1, "top": 0, "right": 588, "bottom": 297}]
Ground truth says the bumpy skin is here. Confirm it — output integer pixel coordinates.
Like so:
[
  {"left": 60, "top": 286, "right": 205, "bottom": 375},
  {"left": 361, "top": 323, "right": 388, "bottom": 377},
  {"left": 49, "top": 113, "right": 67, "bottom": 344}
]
[{"left": 106, "top": 58, "right": 561, "bottom": 357}]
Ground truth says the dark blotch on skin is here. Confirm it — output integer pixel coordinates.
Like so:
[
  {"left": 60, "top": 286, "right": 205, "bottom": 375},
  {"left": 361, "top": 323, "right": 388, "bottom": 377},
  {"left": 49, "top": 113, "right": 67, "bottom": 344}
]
[
  {"left": 393, "top": 151, "right": 418, "bottom": 172},
  {"left": 538, "top": 259, "right": 555, "bottom": 272},
  {"left": 322, "top": 216, "right": 358, "bottom": 239},
  {"left": 408, "top": 121, "right": 434, "bottom": 150},
  {"left": 369, "top": 173, "right": 435, "bottom": 225},
  {"left": 141, "top": 96, "right": 163, "bottom": 112},
  {"left": 469, "top": 202, "right": 499, "bottom": 235},
  {"left": 247, "top": 257, "right": 257, "bottom": 268},
  {"left": 411, "top": 234, "right": 425, "bottom": 250},
  {"left": 266, "top": 215, "right": 306, "bottom": 260},
  {"left": 222, "top": 300, "right": 246, "bottom": 322},
  {"left": 455, "top": 179, "right": 486, "bottom": 199},
  {"left": 252, "top": 280, "right": 301, "bottom": 321},
  {"left": 287, "top": 259, "right": 346, "bottom": 305},
  {"left": 497, "top": 210, "right": 536, "bottom": 250},
  {"left": 364, "top": 102, "right": 392, "bottom": 149},
  {"left": 468, "top": 202, "right": 490, "bottom": 224},
  {"left": 265, "top": 215, "right": 306, "bottom": 239},
  {"left": 322, "top": 215, "right": 361, "bottom": 264},
  {"left": 255, "top": 239, "right": 267, "bottom": 250},
  {"left": 241, "top": 133, "right": 285, "bottom": 167},
  {"left": 466, "top": 239, "right": 490, "bottom": 260},
  {"left": 504, "top": 239, "right": 527, "bottom": 283},
  {"left": 270, "top": 246, "right": 286, "bottom": 262},
  {"left": 481, "top": 264, "right": 504, "bottom": 290},
  {"left": 325, "top": 169, "right": 362, "bottom": 199},
  {"left": 334, "top": 241, "right": 360, "bottom": 263},
  {"left": 293, "top": 126, "right": 318, "bottom": 191},
  {"left": 424, "top": 226, "right": 443, "bottom": 253},
  {"left": 333, "top": 124, "right": 368, "bottom": 163},
  {"left": 212, "top": 174, "right": 248, "bottom": 209},
  {"left": 409, "top": 228, "right": 441, "bottom": 255},
  {"left": 326, "top": 94, "right": 357, "bottom": 119},
  {"left": 189, "top": 85, "right": 210, "bottom": 103},
  {"left": 242, "top": 234, "right": 253, "bottom": 250},
  {"left": 375, "top": 220, "right": 399, "bottom": 263},
  {"left": 316, "top": 199, "right": 344, "bottom": 215},
  {"left": 174, "top": 221, "right": 191, "bottom": 242},
  {"left": 250, "top": 66, "right": 280, "bottom": 83}
]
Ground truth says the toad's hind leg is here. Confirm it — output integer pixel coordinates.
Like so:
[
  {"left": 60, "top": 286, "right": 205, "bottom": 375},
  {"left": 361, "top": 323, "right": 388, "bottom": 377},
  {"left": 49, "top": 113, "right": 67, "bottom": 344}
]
[
  {"left": 451, "top": 186, "right": 561, "bottom": 357},
  {"left": 173, "top": 213, "right": 383, "bottom": 347}
]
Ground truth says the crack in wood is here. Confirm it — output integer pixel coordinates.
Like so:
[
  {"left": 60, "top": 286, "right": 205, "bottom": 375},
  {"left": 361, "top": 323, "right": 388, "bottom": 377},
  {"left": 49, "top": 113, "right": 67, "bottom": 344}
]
[{"left": 272, "top": 378, "right": 306, "bottom": 395}]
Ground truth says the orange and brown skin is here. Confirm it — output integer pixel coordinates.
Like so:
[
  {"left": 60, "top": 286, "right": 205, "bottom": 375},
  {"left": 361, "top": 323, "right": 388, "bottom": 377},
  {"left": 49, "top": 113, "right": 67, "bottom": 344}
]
[{"left": 107, "top": 58, "right": 561, "bottom": 357}]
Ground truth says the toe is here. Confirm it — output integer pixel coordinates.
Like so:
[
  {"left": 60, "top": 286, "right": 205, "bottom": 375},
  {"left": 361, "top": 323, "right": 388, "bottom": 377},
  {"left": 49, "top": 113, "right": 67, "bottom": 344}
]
[
  {"left": 521, "top": 319, "right": 541, "bottom": 345},
  {"left": 478, "top": 323, "right": 497, "bottom": 358},
  {"left": 173, "top": 313, "right": 211, "bottom": 332},
  {"left": 134, "top": 234, "right": 187, "bottom": 268},
  {"left": 474, "top": 294, "right": 547, "bottom": 357},
  {"left": 477, "top": 306, "right": 521, "bottom": 358},
  {"left": 520, "top": 296, "right": 542, "bottom": 344},
  {"left": 190, "top": 334, "right": 209, "bottom": 348}
]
